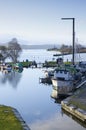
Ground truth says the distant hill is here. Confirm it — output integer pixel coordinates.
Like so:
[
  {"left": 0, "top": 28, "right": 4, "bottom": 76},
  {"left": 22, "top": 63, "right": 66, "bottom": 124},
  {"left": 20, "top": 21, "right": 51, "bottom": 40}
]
[
  {"left": 0, "top": 35, "right": 61, "bottom": 49},
  {"left": 0, "top": 40, "right": 61, "bottom": 50},
  {"left": 21, "top": 44, "right": 61, "bottom": 49},
  {"left": 0, "top": 34, "right": 62, "bottom": 49}
]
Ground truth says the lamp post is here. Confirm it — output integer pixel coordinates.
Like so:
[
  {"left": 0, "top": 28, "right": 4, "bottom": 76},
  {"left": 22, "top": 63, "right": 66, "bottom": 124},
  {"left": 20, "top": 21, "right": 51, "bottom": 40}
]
[{"left": 61, "top": 18, "right": 75, "bottom": 65}]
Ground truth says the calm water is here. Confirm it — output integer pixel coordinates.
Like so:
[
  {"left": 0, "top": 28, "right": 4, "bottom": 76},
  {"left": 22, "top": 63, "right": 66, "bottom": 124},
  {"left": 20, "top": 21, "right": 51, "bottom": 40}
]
[
  {"left": 18, "top": 49, "right": 86, "bottom": 63},
  {"left": 19, "top": 49, "right": 58, "bottom": 63},
  {"left": 0, "top": 49, "right": 86, "bottom": 130}
]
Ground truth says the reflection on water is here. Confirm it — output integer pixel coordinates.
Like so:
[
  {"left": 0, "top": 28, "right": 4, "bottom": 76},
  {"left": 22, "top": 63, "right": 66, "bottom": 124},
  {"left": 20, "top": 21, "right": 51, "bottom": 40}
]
[
  {"left": 62, "top": 109, "right": 86, "bottom": 129},
  {"left": 0, "top": 68, "right": 85, "bottom": 130},
  {"left": 30, "top": 112, "right": 86, "bottom": 130},
  {"left": 0, "top": 70, "right": 22, "bottom": 88},
  {"left": 51, "top": 88, "right": 69, "bottom": 103}
]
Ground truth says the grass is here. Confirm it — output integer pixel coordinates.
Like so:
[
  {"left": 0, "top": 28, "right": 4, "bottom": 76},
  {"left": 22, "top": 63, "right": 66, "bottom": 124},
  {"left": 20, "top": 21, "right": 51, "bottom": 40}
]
[
  {"left": 68, "top": 85, "right": 86, "bottom": 111},
  {"left": 21, "top": 61, "right": 32, "bottom": 67},
  {"left": 43, "top": 61, "right": 57, "bottom": 67},
  {"left": 8, "top": 61, "right": 33, "bottom": 68},
  {"left": 69, "top": 99, "right": 86, "bottom": 111},
  {"left": 0, "top": 105, "right": 23, "bottom": 130}
]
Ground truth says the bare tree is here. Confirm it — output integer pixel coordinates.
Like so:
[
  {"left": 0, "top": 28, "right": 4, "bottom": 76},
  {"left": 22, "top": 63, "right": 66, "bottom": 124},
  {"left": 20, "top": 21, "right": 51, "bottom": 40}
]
[
  {"left": 8, "top": 38, "right": 22, "bottom": 63},
  {"left": 0, "top": 53, "right": 3, "bottom": 62},
  {"left": 0, "top": 45, "right": 8, "bottom": 62}
]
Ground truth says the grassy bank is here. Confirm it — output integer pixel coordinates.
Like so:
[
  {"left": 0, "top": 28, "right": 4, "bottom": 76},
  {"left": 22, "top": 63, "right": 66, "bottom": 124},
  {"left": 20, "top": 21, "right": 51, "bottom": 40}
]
[
  {"left": 0, "top": 105, "right": 23, "bottom": 130},
  {"left": 43, "top": 61, "right": 57, "bottom": 67},
  {"left": 68, "top": 85, "right": 86, "bottom": 111},
  {"left": 61, "top": 84, "right": 86, "bottom": 123},
  {"left": 8, "top": 61, "right": 37, "bottom": 68}
]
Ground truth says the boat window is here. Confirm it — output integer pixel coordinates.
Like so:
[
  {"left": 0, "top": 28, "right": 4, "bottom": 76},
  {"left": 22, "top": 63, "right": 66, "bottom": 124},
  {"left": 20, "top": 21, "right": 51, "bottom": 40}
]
[{"left": 64, "top": 71, "right": 67, "bottom": 74}]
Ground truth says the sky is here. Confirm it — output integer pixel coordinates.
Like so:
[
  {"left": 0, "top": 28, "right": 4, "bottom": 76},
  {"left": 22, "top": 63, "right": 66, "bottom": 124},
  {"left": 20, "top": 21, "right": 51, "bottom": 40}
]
[{"left": 0, "top": 0, "right": 86, "bottom": 45}]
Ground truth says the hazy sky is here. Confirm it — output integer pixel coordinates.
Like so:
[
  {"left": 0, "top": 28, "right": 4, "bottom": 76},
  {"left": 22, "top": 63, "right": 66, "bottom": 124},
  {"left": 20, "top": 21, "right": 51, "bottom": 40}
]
[{"left": 0, "top": 0, "right": 86, "bottom": 44}]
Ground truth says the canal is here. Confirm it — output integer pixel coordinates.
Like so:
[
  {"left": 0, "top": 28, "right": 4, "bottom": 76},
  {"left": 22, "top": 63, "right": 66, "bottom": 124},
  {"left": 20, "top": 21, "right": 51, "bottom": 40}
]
[{"left": 0, "top": 68, "right": 85, "bottom": 130}]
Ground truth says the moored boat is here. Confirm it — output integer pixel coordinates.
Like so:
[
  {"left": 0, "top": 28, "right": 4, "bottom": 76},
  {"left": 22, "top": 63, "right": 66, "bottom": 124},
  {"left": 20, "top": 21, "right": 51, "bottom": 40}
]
[
  {"left": 51, "top": 65, "right": 82, "bottom": 96},
  {"left": 12, "top": 63, "right": 23, "bottom": 72}
]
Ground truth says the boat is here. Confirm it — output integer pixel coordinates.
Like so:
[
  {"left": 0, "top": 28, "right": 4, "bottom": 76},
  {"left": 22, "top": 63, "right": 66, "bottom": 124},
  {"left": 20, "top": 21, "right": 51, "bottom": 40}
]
[
  {"left": 0, "top": 63, "right": 12, "bottom": 72},
  {"left": 12, "top": 63, "right": 23, "bottom": 72},
  {"left": 39, "top": 68, "right": 54, "bottom": 84},
  {"left": 5, "top": 64, "right": 12, "bottom": 72},
  {"left": 77, "top": 61, "right": 86, "bottom": 74},
  {"left": 44, "top": 69, "right": 54, "bottom": 78},
  {"left": 51, "top": 18, "right": 86, "bottom": 96},
  {"left": 51, "top": 65, "right": 82, "bottom": 96}
]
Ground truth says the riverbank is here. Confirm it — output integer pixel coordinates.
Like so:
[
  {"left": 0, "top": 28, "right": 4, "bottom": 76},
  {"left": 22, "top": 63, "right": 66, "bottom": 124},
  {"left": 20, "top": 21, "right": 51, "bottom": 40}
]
[
  {"left": 0, "top": 105, "right": 30, "bottom": 130},
  {"left": 61, "top": 84, "right": 86, "bottom": 122}
]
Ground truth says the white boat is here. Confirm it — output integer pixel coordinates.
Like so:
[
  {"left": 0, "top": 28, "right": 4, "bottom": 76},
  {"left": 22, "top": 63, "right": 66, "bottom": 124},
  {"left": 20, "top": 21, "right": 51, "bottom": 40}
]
[
  {"left": 0, "top": 63, "right": 12, "bottom": 72},
  {"left": 39, "top": 68, "right": 54, "bottom": 84},
  {"left": 51, "top": 66, "right": 82, "bottom": 96},
  {"left": 44, "top": 69, "right": 54, "bottom": 78}
]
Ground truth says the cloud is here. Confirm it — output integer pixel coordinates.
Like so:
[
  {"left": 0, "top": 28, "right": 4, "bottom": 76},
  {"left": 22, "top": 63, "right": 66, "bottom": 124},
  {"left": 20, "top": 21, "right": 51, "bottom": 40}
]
[{"left": 29, "top": 113, "right": 83, "bottom": 130}]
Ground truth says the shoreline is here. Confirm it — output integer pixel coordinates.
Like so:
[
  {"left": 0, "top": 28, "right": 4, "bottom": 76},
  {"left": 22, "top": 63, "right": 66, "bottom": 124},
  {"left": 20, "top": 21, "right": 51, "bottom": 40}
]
[
  {"left": 0, "top": 105, "right": 30, "bottom": 130},
  {"left": 12, "top": 107, "right": 30, "bottom": 130},
  {"left": 61, "top": 84, "right": 86, "bottom": 123}
]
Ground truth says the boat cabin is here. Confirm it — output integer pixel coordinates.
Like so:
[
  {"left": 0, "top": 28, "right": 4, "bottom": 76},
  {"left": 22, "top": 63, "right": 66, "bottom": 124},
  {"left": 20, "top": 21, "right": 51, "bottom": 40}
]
[{"left": 54, "top": 69, "right": 72, "bottom": 80}]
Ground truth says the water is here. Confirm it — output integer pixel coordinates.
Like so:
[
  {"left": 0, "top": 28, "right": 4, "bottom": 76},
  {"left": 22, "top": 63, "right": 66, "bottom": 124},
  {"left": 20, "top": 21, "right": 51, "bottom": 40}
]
[
  {"left": 6, "top": 49, "right": 86, "bottom": 63},
  {"left": 0, "top": 49, "right": 86, "bottom": 130},
  {"left": 19, "top": 49, "right": 58, "bottom": 63}
]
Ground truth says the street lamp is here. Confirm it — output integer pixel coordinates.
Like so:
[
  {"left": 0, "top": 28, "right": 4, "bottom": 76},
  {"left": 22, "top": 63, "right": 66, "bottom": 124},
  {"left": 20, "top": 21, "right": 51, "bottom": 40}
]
[{"left": 61, "top": 18, "right": 75, "bottom": 65}]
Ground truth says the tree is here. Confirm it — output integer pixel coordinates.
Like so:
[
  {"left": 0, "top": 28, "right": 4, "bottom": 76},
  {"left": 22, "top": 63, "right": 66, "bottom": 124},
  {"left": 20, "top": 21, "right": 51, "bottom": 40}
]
[
  {"left": 60, "top": 44, "right": 71, "bottom": 53},
  {"left": 0, "top": 46, "right": 8, "bottom": 62},
  {"left": 8, "top": 38, "right": 22, "bottom": 63},
  {"left": 0, "top": 53, "right": 3, "bottom": 62}
]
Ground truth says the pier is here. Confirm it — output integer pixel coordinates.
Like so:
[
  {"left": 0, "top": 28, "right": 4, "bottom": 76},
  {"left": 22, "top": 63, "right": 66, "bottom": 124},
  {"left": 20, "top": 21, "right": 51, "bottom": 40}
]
[
  {"left": 61, "top": 100, "right": 86, "bottom": 122},
  {"left": 61, "top": 83, "right": 86, "bottom": 123}
]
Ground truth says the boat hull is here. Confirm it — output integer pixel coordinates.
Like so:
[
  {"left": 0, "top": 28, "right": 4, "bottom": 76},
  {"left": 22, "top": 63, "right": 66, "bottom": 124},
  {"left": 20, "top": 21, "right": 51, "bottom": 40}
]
[{"left": 52, "top": 78, "right": 74, "bottom": 95}]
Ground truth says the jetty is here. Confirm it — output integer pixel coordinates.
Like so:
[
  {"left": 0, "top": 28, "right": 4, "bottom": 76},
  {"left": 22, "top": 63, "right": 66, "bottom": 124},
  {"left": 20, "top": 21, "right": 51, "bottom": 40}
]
[{"left": 61, "top": 83, "right": 86, "bottom": 123}]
